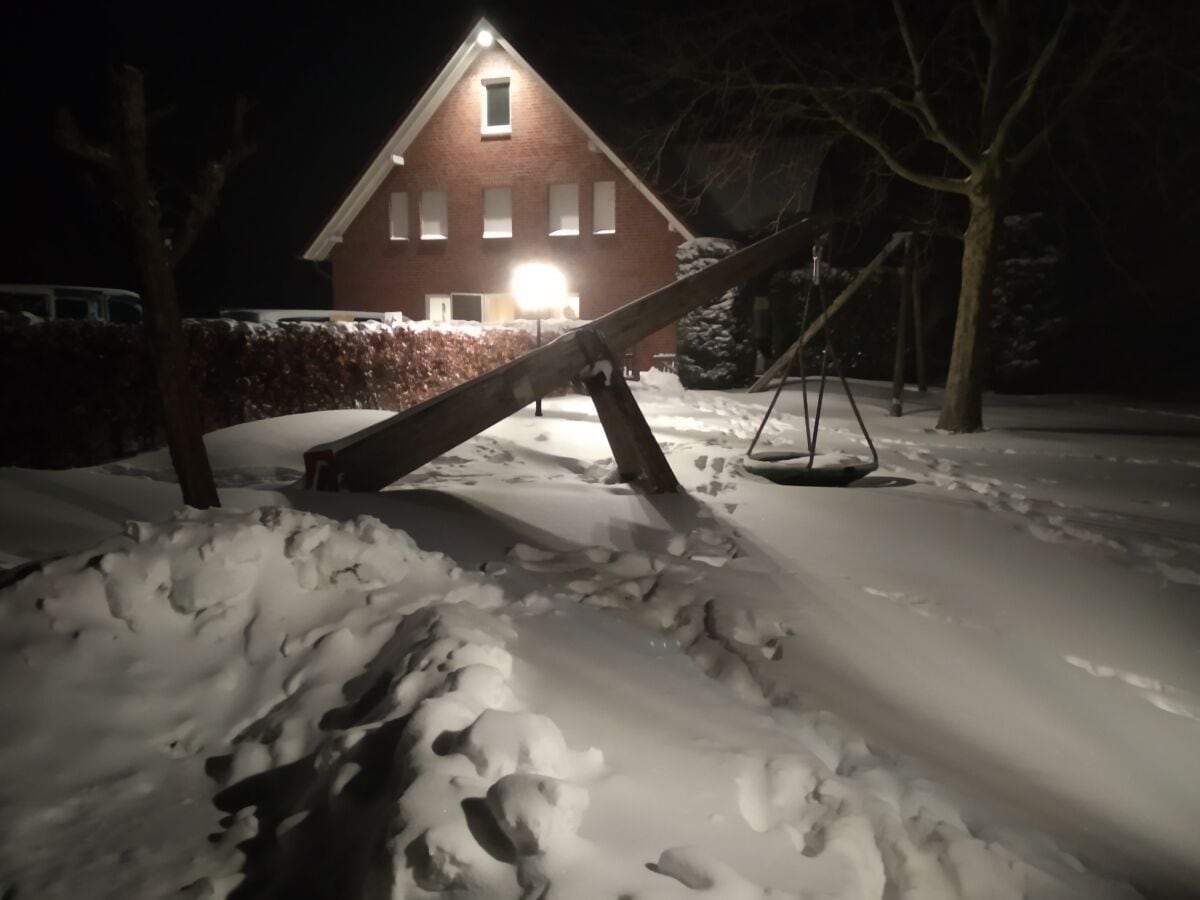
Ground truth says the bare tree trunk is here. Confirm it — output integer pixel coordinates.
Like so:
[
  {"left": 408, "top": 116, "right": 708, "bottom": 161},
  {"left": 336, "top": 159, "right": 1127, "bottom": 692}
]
[
  {"left": 937, "top": 192, "right": 1002, "bottom": 432},
  {"left": 114, "top": 67, "right": 219, "bottom": 508}
]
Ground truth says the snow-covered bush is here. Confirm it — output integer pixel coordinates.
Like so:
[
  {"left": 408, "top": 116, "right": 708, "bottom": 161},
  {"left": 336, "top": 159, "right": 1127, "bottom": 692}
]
[
  {"left": 987, "top": 212, "right": 1066, "bottom": 392},
  {"left": 769, "top": 262, "right": 900, "bottom": 380},
  {"left": 675, "top": 238, "right": 756, "bottom": 389},
  {"left": 0, "top": 319, "right": 541, "bottom": 467}
]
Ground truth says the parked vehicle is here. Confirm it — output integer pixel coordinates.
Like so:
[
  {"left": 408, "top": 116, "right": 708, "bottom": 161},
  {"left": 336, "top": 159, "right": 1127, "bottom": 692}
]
[{"left": 0, "top": 284, "right": 143, "bottom": 323}]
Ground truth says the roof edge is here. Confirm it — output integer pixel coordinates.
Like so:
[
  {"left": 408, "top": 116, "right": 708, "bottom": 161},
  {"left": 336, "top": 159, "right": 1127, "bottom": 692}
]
[
  {"left": 303, "top": 16, "right": 694, "bottom": 261},
  {"left": 303, "top": 17, "right": 489, "bottom": 261}
]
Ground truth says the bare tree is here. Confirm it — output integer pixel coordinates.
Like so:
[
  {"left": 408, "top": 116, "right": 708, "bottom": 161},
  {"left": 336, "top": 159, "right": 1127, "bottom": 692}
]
[
  {"left": 57, "top": 64, "right": 253, "bottom": 507},
  {"left": 632, "top": 0, "right": 1138, "bottom": 431}
]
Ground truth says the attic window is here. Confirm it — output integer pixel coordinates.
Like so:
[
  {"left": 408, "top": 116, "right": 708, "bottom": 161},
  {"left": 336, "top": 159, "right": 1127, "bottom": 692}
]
[
  {"left": 592, "top": 181, "right": 615, "bottom": 234},
  {"left": 388, "top": 192, "right": 408, "bottom": 240},
  {"left": 483, "top": 186, "right": 512, "bottom": 238},
  {"left": 482, "top": 78, "right": 511, "bottom": 136},
  {"left": 420, "top": 190, "right": 448, "bottom": 240},
  {"left": 548, "top": 183, "right": 579, "bottom": 236}
]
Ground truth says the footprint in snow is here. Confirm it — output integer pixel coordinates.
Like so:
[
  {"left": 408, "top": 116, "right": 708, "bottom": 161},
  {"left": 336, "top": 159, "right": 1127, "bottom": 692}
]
[
  {"left": 861, "top": 587, "right": 984, "bottom": 631},
  {"left": 1064, "top": 655, "right": 1199, "bottom": 721},
  {"left": 1155, "top": 561, "right": 1200, "bottom": 587}
]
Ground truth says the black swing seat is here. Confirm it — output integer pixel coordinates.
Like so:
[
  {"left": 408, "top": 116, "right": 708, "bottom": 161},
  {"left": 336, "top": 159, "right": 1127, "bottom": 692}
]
[
  {"left": 743, "top": 451, "right": 879, "bottom": 486},
  {"left": 741, "top": 237, "right": 887, "bottom": 488}
]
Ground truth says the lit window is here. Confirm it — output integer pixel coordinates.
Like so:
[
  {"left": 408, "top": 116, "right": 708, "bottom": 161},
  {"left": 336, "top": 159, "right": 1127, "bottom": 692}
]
[
  {"left": 389, "top": 192, "right": 408, "bottom": 240},
  {"left": 420, "top": 190, "right": 448, "bottom": 240},
  {"left": 483, "top": 186, "right": 512, "bottom": 238},
  {"left": 548, "top": 183, "right": 579, "bottom": 236},
  {"left": 482, "top": 78, "right": 511, "bottom": 135},
  {"left": 426, "top": 294, "right": 451, "bottom": 321},
  {"left": 593, "top": 181, "right": 615, "bottom": 234}
]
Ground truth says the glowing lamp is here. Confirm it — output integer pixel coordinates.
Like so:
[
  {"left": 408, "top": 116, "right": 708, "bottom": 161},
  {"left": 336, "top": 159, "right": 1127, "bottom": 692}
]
[
  {"left": 511, "top": 262, "right": 567, "bottom": 316},
  {"left": 511, "top": 262, "right": 566, "bottom": 417},
  {"left": 476, "top": 29, "right": 494, "bottom": 47}
]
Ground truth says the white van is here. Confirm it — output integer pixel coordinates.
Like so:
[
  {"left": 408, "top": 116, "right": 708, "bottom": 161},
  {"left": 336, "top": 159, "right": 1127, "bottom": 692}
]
[{"left": 0, "top": 284, "right": 143, "bottom": 323}]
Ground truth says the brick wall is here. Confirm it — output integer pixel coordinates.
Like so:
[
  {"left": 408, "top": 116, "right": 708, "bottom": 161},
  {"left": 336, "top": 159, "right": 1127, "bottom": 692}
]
[{"left": 330, "top": 46, "right": 684, "bottom": 369}]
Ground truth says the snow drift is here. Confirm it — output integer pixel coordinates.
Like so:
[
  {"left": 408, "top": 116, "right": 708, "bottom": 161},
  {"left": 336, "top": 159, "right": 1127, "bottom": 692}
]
[{"left": 0, "top": 504, "right": 1149, "bottom": 899}]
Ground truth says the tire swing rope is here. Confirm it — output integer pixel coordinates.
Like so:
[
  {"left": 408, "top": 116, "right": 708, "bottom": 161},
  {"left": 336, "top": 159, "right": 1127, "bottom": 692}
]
[{"left": 744, "top": 239, "right": 879, "bottom": 487}]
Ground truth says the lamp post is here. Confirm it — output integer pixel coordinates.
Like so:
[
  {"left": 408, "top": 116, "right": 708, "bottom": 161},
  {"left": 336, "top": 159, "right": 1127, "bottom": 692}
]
[{"left": 511, "top": 262, "right": 567, "bottom": 417}]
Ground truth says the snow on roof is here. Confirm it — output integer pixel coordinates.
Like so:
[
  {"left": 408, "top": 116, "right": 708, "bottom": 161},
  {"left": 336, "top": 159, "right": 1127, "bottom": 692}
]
[{"left": 302, "top": 17, "right": 694, "bottom": 261}]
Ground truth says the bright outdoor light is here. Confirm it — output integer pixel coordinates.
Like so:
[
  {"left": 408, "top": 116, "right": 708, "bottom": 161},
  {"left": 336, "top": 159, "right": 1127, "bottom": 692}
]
[
  {"left": 476, "top": 29, "right": 494, "bottom": 47},
  {"left": 511, "top": 262, "right": 567, "bottom": 315}
]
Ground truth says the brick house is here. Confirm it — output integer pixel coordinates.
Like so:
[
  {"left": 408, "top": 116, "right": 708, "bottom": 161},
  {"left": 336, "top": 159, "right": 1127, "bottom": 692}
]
[{"left": 303, "top": 17, "right": 696, "bottom": 369}]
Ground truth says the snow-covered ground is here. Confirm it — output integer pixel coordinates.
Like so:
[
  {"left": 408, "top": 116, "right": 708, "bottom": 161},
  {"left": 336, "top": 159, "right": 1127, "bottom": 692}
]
[{"left": 1, "top": 374, "right": 1198, "bottom": 899}]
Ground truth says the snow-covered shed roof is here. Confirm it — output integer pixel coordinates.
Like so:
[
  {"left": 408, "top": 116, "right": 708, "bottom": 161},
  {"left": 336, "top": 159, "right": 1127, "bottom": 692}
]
[{"left": 303, "top": 17, "right": 694, "bottom": 261}]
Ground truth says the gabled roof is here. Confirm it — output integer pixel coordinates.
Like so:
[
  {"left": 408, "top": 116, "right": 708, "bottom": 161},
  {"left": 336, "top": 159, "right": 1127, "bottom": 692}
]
[{"left": 303, "top": 17, "right": 694, "bottom": 261}]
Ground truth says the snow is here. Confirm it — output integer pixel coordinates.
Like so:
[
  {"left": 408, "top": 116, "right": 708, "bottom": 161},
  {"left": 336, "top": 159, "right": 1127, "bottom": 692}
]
[
  {"left": 1, "top": 376, "right": 1198, "bottom": 898},
  {"left": 203, "top": 315, "right": 589, "bottom": 339},
  {"left": 400, "top": 316, "right": 588, "bottom": 337}
]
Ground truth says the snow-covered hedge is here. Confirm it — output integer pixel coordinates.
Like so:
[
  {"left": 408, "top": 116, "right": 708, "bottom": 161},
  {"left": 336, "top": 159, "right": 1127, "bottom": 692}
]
[
  {"left": 675, "top": 238, "right": 756, "bottom": 389},
  {"left": 988, "top": 212, "right": 1066, "bottom": 392},
  {"left": 0, "top": 319, "right": 541, "bottom": 468}
]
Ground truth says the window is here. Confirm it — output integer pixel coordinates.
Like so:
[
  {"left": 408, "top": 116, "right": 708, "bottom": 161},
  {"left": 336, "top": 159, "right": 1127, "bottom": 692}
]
[
  {"left": 389, "top": 192, "right": 409, "bottom": 240},
  {"left": 54, "top": 297, "right": 91, "bottom": 320},
  {"left": 564, "top": 294, "right": 580, "bottom": 319},
  {"left": 483, "top": 187, "right": 512, "bottom": 238},
  {"left": 107, "top": 299, "right": 141, "bottom": 323},
  {"left": 426, "top": 294, "right": 451, "bottom": 321},
  {"left": 451, "top": 293, "right": 483, "bottom": 321},
  {"left": 593, "top": 181, "right": 616, "bottom": 234},
  {"left": 482, "top": 78, "right": 511, "bottom": 135},
  {"left": 0, "top": 291, "right": 50, "bottom": 318},
  {"left": 420, "top": 190, "right": 448, "bottom": 240},
  {"left": 548, "top": 183, "right": 579, "bottom": 236}
]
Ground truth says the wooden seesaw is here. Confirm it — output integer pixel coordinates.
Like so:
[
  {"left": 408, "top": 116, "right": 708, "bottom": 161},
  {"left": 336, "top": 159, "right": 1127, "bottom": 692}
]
[{"left": 302, "top": 216, "right": 831, "bottom": 494}]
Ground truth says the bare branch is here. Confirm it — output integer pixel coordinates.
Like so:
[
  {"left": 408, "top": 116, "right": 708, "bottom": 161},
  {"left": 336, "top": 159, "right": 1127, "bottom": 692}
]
[
  {"left": 1010, "top": 0, "right": 1133, "bottom": 170},
  {"left": 989, "top": 2, "right": 1076, "bottom": 157},
  {"left": 892, "top": 0, "right": 978, "bottom": 172},
  {"left": 817, "top": 93, "right": 971, "bottom": 195},
  {"left": 976, "top": 0, "right": 1013, "bottom": 140},
  {"left": 53, "top": 109, "right": 117, "bottom": 173},
  {"left": 170, "top": 95, "right": 255, "bottom": 265},
  {"left": 972, "top": 0, "right": 998, "bottom": 44}
]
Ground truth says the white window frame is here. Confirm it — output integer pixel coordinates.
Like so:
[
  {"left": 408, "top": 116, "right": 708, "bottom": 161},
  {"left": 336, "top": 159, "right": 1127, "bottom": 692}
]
[
  {"left": 592, "top": 181, "right": 616, "bottom": 235},
  {"left": 420, "top": 190, "right": 448, "bottom": 240},
  {"left": 548, "top": 183, "right": 580, "bottom": 236},
  {"left": 482, "top": 186, "right": 513, "bottom": 238},
  {"left": 426, "top": 294, "right": 452, "bottom": 321},
  {"left": 481, "top": 77, "right": 512, "bottom": 136},
  {"left": 388, "top": 191, "right": 409, "bottom": 241}
]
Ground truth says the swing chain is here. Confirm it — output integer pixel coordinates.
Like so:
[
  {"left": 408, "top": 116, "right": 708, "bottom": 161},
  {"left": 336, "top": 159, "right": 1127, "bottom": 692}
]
[{"left": 743, "top": 232, "right": 881, "bottom": 484}]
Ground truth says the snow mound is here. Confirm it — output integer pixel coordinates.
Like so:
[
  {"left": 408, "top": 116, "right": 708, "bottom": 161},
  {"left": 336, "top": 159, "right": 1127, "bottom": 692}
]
[
  {"left": 6, "top": 505, "right": 733, "bottom": 900},
  {"left": 0, "top": 508, "right": 604, "bottom": 898}
]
